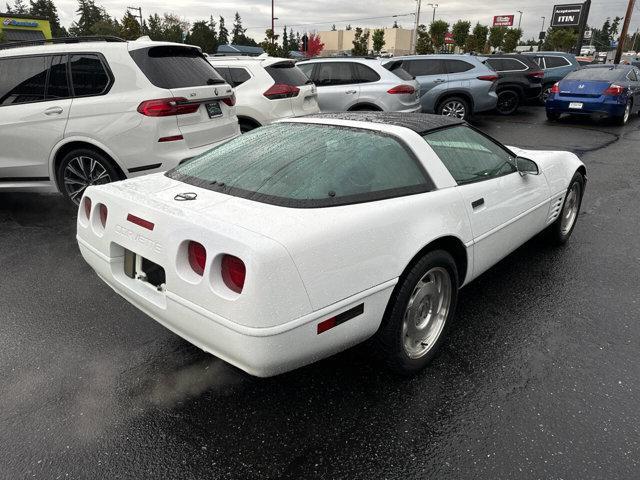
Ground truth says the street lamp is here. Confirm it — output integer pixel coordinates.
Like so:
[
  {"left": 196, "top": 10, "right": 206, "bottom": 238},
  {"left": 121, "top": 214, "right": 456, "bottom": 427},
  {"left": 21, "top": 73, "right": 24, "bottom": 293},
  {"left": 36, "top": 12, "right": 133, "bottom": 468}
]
[
  {"left": 517, "top": 10, "right": 523, "bottom": 29},
  {"left": 427, "top": 3, "right": 438, "bottom": 23}
]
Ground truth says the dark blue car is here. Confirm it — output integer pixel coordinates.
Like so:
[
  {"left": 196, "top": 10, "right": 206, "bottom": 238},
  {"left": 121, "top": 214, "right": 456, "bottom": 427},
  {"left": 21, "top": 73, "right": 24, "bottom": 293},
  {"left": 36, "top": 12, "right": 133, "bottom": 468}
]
[{"left": 546, "top": 64, "right": 640, "bottom": 125}]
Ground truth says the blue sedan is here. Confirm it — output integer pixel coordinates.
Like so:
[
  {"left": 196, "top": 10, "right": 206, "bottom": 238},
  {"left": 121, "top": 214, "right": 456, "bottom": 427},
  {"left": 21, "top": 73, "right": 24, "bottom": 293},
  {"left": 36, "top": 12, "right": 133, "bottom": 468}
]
[{"left": 546, "top": 64, "right": 640, "bottom": 125}]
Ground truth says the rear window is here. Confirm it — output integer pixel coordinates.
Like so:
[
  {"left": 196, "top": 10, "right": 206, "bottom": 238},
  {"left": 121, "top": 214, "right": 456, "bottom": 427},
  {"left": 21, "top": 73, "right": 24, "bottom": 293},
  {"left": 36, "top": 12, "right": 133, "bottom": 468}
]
[
  {"left": 565, "top": 67, "right": 624, "bottom": 81},
  {"left": 544, "top": 56, "right": 571, "bottom": 68},
  {"left": 265, "top": 62, "right": 309, "bottom": 86},
  {"left": 70, "top": 54, "right": 110, "bottom": 96},
  {"left": 167, "top": 123, "right": 433, "bottom": 208},
  {"left": 383, "top": 60, "right": 414, "bottom": 80},
  {"left": 446, "top": 60, "right": 474, "bottom": 73},
  {"left": 130, "top": 46, "right": 225, "bottom": 89}
]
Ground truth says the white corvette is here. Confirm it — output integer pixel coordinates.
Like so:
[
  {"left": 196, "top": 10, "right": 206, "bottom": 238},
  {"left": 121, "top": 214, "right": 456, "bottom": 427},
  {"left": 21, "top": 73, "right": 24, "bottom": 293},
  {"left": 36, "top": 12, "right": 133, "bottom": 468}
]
[{"left": 77, "top": 113, "right": 586, "bottom": 377}]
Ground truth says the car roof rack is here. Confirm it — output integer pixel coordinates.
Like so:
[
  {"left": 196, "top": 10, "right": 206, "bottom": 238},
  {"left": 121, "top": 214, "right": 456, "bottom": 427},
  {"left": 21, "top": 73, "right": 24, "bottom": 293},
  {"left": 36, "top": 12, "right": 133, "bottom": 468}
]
[{"left": 0, "top": 36, "right": 126, "bottom": 51}]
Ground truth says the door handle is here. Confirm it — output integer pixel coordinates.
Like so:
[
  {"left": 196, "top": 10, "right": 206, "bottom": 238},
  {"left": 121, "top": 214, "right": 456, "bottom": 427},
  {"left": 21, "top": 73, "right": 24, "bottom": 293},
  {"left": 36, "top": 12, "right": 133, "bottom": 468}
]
[
  {"left": 471, "top": 198, "right": 485, "bottom": 209},
  {"left": 345, "top": 90, "right": 357, "bottom": 94},
  {"left": 44, "top": 106, "right": 64, "bottom": 115}
]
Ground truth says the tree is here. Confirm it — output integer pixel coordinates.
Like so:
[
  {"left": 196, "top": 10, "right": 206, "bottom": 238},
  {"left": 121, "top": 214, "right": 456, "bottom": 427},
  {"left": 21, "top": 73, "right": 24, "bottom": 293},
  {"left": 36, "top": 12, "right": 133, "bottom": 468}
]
[
  {"left": 69, "top": 0, "right": 109, "bottom": 36},
  {"left": 218, "top": 15, "right": 229, "bottom": 45},
  {"left": 161, "top": 13, "right": 189, "bottom": 43},
  {"left": 186, "top": 20, "right": 217, "bottom": 53},
  {"left": 120, "top": 11, "right": 141, "bottom": 40},
  {"left": 469, "top": 22, "right": 489, "bottom": 52},
  {"left": 30, "top": 0, "right": 67, "bottom": 37},
  {"left": 303, "top": 32, "right": 324, "bottom": 58},
  {"left": 89, "top": 18, "right": 120, "bottom": 37},
  {"left": 392, "top": 20, "right": 399, "bottom": 28},
  {"left": 146, "top": 13, "right": 163, "bottom": 40},
  {"left": 282, "top": 26, "right": 289, "bottom": 54},
  {"left": 230, "top": 12, "right": 256, "bottom": 46},
  {"left": 502, "top": 28, "right": 523, "bottom": 53},
  {"left": 429, "top": 20, "right": 449, "bottom": 51},
  {"left": 12, "top": 0, "right": 28, "bottom": 13},
  {"left": 451, "top": 20, "right": 471, "bottom": 51},
  {"left": 345, "top": 24, "right": 352, "bottom": 31},
  {"left": 544, "top": 27, "right": 577, "bottom": 51},
  {"left": 372, "top": 28, "right": 385, "bottom": 54},
  {"left": 488, "top": 26, "right": 507, "bottom": 51},
  {"left": 351, "top": 27, "right": 370, "bottom": 56},
  {"left": 415, "top": 24, "right": 434, "bottom": 54},
  {"left": 261, "top": 28, "right": 279, "bottom": 56},
  {"left": 331, "top": 24, "right": 336, "bottom": 31}
]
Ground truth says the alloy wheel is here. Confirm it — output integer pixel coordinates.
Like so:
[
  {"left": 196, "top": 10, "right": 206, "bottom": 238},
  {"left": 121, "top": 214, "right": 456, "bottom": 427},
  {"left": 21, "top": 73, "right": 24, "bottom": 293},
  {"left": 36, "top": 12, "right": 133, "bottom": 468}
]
[
  {"left": 441, "top": 101, "right": 466, "bottom": 119},
  {"left": 63, "top": 156, "right": 112, "bottom": 205},
  {"left": 560, "top": 182, "right": 581, "bottom": 236}
]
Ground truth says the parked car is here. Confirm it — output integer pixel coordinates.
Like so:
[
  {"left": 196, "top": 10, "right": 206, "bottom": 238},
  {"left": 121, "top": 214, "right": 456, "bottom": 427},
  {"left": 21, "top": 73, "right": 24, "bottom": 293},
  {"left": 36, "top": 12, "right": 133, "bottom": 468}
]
[
  {"left": 296, "top": 57, "right": 421, "bottom": 113},
  {"left": 546, "top": 64, "right": 640, "bottom": 125},
  {"left": 77, "top": 112, "right": 586, "bottom": 377},
  {"left": 0, "top": 36, "right": 239, "bottom": 204},
  {"left": 209, "top": 55, "right": 319, "bottom": 133},
  {"left": 522, "top": 51, "right": 581, "bottom": 102},
  {"left": 383, "top": 54, "right": 499, "bottom": 119},
  {"left": 480, "top": 54, "right": 544, "bottom": 115}
]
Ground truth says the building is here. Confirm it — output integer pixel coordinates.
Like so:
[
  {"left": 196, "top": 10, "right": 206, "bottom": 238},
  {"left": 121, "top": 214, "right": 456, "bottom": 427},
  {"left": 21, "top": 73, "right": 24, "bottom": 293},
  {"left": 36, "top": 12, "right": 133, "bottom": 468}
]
[
  {"left": 318, "top": 27, "right": 414, "bottom": 56},
  {"left": 0, "top": 12, "right": 52, "bottom": 43},
  {"left": 216, "top": 44, "right": 264, "bottom": 56}
]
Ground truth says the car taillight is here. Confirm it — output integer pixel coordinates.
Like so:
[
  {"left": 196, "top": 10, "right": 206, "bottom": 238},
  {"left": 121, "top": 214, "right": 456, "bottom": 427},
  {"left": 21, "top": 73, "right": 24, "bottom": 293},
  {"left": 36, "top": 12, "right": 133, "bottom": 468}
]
[
  {"left": 263, "top": 84, "right": 300, "bottom": 100},
  {"left": 221, "top": 94, "right": 236, "bottom": 106},
  {"left": 99, "top": 204, "right": 108, "bottom": 227},
  {"left": 527, "top": 70, "right": 544, "bottom": 79},
  {"left": 387, "top": 84, "right": 415, "bottom": 94},
  {"left": 550, "top": 82, "right": 560, "bottom": 94},
  {"left": 604, "top": 84, "right": 625, "bottom": 96},
  {"left": 137, "top": 97, "right": 200, "bottom": 117},
  {"left": 188, "top": 241, "right": 207, "bottom": 276},
  {"left": 158, "top": 135, "right": 184, "bottom": 143},
  {"left": 221, "top": 254, "right": 246, "bottom": 293},
  {"left": 477, "top": 75, "right": 499, "bottom": 82},
  {"left": 83, "top": 197, "right": 91, "bottom": 219}
]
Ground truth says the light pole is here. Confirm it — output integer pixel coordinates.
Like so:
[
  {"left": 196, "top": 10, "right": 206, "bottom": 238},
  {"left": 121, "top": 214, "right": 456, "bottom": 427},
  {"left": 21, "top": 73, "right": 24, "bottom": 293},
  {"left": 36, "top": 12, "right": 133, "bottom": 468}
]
[
  {"left": 271, "top": 0, "right": 275, "bottom": 44},
  {"left": 540, "top": 16, "right": 545, "bottom": 32},
  {"left": 517, "top": 10, "right": 523, "bottom": 29},
  {"left": 539, "top": 16, "right": 545, "bottom": 49},
  {"left": 412, "top": 1, "right": 422, "bottom": 54},
  {"left": 427, "top": 3, "right": 438, "bottom": 23}
]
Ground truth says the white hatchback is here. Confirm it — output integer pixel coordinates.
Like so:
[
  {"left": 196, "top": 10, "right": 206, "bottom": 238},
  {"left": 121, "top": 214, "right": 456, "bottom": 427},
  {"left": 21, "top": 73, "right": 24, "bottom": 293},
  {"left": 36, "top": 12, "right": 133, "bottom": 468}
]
[
  {"left": 0, "top": 37, "right": 240, "bottom": 203},
  {"left": 209, "top": 55, "right": 319, "bottom": 132}
]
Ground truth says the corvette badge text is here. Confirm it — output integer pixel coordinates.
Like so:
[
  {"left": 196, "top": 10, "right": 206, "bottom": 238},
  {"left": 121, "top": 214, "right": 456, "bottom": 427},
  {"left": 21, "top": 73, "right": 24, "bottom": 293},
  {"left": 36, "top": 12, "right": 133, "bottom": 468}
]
[{"left": 115, "top": 224, "right": 162, "bottom": 254}]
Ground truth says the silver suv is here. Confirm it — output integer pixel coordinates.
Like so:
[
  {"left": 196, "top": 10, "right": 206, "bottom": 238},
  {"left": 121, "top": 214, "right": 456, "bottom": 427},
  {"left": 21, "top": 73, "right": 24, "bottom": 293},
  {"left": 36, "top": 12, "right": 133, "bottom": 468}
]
[
  {"left": 297, "top": 57, "right": 421, "bottom": 112},
  {"left": 385, "top": 55, "right": 499, "bottom": 119}
]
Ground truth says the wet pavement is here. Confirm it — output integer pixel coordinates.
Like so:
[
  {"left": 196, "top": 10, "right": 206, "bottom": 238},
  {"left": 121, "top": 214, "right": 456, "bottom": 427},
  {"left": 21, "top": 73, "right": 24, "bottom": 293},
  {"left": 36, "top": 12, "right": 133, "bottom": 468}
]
[{"left": 1, "top": 106, "right": 639, "bottom": 479}]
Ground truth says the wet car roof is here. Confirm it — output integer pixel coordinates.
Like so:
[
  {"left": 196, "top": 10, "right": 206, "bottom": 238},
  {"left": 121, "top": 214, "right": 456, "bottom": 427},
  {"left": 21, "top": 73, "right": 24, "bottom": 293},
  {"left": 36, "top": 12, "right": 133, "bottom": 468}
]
[{"left": 301, "top": 112, "right": 464, "bottom": 134}]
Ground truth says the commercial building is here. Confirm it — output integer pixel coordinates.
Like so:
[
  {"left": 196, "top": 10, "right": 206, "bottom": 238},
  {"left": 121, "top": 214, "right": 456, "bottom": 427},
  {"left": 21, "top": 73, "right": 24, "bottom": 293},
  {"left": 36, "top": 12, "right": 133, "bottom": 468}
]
[
  {"left": 318, "top": 27, "right": 414, "bottom": 56},
  {"left": 0, "top": 12, "right": 52, "bottom": 42}
]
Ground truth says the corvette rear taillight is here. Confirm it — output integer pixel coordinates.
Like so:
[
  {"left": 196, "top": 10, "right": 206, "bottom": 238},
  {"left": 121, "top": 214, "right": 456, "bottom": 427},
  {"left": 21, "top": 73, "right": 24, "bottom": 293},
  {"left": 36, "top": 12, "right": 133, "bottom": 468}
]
[
  {"left": 263, "top": 83, "right": 300, "bottom": 100},
  {"left": 387, "top": 84, "right": 415, "bottom": 94},
  {"left": 604, "top": 84, "right": 625, "bottom": 96},
  {"left": 221, "top": 94, "right": 236, "bottom": 106},
  {"left": 221, "top": 254, "right": 245, "bottom": 293},
  {"left": 137, "top": 97, "right": 200, "bottom": 117},
  {"left": 99, "top": 204, "right": 108, "bottom": 227},
  {"left": 83, "top": 197, "right": 91, "bottom": 219},
  {"left": 188, "top": 241, "right": 207, "bottom": 276},
  {"left": 550, "top": 82, "right": 560, "bottom": 94}
]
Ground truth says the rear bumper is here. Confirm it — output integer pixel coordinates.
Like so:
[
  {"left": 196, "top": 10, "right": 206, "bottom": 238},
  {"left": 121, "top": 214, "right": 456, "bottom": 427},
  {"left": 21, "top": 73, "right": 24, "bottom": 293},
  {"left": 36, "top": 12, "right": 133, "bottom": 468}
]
[
  {"left": 473, "top": 91, "right": 498, "bottom": 113},
  {"left": 546, "top": 97, "right": 626, "bottom": 118},
  {"left": 78, "top": 236, "right": 394, "bottom": 377}
]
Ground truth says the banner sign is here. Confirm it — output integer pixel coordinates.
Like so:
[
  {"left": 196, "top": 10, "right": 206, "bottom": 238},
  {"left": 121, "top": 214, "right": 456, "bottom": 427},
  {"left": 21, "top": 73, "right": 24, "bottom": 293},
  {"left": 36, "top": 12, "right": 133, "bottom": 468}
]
[
  {"left": 551, "top": 4, "right": 584, "bottom": 27},
  {"left": 493, "top": 15, "right": 514, "bottom": 27}
]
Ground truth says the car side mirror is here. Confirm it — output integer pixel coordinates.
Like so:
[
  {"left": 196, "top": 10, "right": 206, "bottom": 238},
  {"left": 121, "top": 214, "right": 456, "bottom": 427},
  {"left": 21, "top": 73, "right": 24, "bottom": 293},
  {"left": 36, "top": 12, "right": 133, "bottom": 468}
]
[{"left": 516, "top": 156, "right": 540, "bottom": 176}]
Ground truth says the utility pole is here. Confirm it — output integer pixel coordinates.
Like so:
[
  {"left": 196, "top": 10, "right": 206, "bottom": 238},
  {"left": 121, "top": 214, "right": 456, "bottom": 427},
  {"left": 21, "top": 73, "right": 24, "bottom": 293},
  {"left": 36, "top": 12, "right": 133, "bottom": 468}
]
[
  {"left": 127, "top": 6, "right": 142, "bottom": 26},
  {"left": 427, "top": 3, "right": 438, "bottom": 23},
  {"left": 517, "top": 10, "right": 523, "bottom": 29},
  {"left": 271, "top": 0, "right": 275, "bottom": 44},
  {"left": 539, "top": 16, "right": 546, "bottom": 49},
  {"left": 412, "top": 0, "right": 422, "bottom": 54},
  {"left": 615, "top": 0, "right": 636, "bottom": 63}
]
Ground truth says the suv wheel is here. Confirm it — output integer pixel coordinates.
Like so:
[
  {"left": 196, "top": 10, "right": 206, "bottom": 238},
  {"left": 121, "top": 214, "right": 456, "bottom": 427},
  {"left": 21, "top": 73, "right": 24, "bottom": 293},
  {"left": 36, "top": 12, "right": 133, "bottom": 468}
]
[
  {"left": 540, "top": 86, "right": 553, "bottom": 104},
  {"left": 438, "top": 97, "right": 469, "bottom": 120},
  {"left": 57, "top": 148, "right": 120, "bottom": 205},
  {"left": 495, "top": 90, "right": 520, "bottom": 115}
]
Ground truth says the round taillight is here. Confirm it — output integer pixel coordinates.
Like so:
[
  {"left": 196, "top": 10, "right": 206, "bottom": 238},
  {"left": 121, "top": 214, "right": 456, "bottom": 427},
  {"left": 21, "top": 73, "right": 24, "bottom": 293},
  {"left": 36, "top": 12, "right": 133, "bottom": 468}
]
[
  {"left": 83, "top": 197, "right": 92, "bottom": 219},
  {"left": 221, "top": 255, "right": 246, "bottom": 293},
  {"left": 99, "top": 204, "right": 108, "bottom": 227},
  {"left": 188, "top": 241, "right": 207, "bottom": 276}
]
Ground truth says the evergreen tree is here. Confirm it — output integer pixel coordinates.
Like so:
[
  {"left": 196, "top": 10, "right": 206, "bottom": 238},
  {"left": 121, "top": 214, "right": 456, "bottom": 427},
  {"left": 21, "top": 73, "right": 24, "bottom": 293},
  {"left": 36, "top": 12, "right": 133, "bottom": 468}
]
[
  {"left": 429, "top": 20, "right": 449, "bottom": 51},
  {"left": 218, "top": 15, "right": 229, "bottom": 45},
  {"left": 261, "top": 28, "right": 279, "bottom": 56},
  {"left": 282, "top": 26, "right": 289, "bottom": 54},
  {"left": 331, "top": 24, "right": 336, "bottom": 31},
  {"left": 30, "top": 0, "right": 67, "bottom": 37},
  {"left": 12, "top": 0, "right": 28, "bottom": 14},
  {"left": 351, "top": 27, "right": 370, "bottom": 56},
  {"left": 186, "top": 19, "right": 217, "bottom": 53},
  {"left": 69, "top": 0, "right": 110, "bottom": 36},
  {"left": 372, "top": 28, "right": 385, "bottom": 54},
  {"left": 392, "top": 20, "right": 399, "bottom": 28},
  {"left": 415, "top": 24, "right": 434, "bottom": 54},
  {"left": 146, "top": 13, "right": 163, "bottom": 40},
  {"left": 120, "top": 10, "right": 140, "bottom": 40}
]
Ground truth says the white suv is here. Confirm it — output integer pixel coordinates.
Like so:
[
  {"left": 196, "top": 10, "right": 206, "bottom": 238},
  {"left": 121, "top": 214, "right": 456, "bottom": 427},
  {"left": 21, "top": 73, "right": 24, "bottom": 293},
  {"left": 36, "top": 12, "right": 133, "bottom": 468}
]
[
  {"left": 0, "top": 37, "right": 240, "bottom": 203},
  {"left": 209, "top": 55, "right": 319, "bottom": 132}
]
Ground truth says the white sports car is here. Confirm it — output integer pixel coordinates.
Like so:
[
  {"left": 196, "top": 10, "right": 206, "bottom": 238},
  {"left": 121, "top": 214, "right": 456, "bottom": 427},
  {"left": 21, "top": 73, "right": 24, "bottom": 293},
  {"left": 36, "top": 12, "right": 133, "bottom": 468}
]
[{"left": 77, "top": 113, "right": 586, "bottom": 377}]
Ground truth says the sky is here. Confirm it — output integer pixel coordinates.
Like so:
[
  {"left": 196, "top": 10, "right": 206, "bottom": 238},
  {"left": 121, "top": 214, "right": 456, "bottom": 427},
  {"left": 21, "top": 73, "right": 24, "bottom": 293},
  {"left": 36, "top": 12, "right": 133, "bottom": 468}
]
[{"left": 33, "top": 0, "right": 640, "bottom": 43}]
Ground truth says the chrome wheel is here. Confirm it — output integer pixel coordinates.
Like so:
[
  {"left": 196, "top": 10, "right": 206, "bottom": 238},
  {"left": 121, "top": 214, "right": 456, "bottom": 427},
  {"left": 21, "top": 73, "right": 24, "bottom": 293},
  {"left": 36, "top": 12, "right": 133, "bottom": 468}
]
[
  {"left": 440, "top": 100, "right": 466, "bottom": 119},
  {"left": 623, "top": 102, "right": 631, "bottom": 124},
  {"left": 560, "top": 182, "right": 581, "bottom": 236},
  {"left": 63, "top": 156, "right": 112, "bottom": 205},
  {"left": 402, "top": 267, "right": 452, "bottom": 359}
]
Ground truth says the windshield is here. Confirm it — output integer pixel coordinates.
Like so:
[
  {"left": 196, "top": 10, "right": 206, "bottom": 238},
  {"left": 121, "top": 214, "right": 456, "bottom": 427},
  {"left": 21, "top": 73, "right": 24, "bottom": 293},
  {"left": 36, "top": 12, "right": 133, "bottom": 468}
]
[
  {"left": 167, "top": 123, "right": 433, "bottom": 208},
  {"left": 565, "top": 67, "right": 625, "bottom": 81}
]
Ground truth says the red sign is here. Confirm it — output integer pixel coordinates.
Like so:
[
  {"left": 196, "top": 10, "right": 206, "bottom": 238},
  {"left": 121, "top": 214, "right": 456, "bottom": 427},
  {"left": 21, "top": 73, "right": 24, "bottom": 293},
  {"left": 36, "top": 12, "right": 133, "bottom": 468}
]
[
  {"left": 493, "top": 15, "right": 514, "bottom": 26},
  {"left": 444, "top": 32, "right": 455, "bottom": 44}
]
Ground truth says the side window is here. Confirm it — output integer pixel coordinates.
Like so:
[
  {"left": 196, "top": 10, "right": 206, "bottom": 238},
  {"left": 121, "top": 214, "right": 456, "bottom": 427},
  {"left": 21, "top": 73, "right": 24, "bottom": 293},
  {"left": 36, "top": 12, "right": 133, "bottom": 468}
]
[
  {"left": 423, "top": 126, "right": 516, "bottom": 184},
  {"left": 297, "top": 63, "right": 314, "bottom": 79},
  {"left": 544, "top": 56, "right": 570, "bottom": 68},
  {"left": 485, "top": 58, "right": 504, "bottom": 71},
  {"left": 353, "top": 63, "right": 380, "bottom": 83},
  {"left": 403, "top": 59, "right": 445, "bottom": 76},
  {"left": 0, "top": 56, "right": 48, "bottom": 106},
  {"left": 627, "top": 69, "right": 637, "bottom": 81},
  {"left": 46, "top": 55, "right": 70, "bottom": 99},
  {"left": 213, "top": 66, "right": 233, "bottom": 85},
  {"left": 500, "top": 58, "right": 527, "bottom": 71},
  {"left": 315, "top": 62, "right": 355, "bottom": 86},
  {"left": 445, "top": 60, "right": 474, "bottom": 74},
  {"left": 229, "top": 67, "right": 250, "bottom": 86},
  {"left": 70, "top": 54, "right": 110, "bottom": 97},
  {"left": 533, "top": 57, "right": 545, "bottom": 69}
]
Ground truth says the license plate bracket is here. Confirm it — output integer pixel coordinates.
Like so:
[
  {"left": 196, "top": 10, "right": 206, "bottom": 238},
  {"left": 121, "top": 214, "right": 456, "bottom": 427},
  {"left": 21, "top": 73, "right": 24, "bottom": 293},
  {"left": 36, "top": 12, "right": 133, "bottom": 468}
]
[
  {"left": 569, "top": 102, "right": 583, "bottom": 109},
  {"left": 206, "top": 101, "right": 222, "bottom": 118}
]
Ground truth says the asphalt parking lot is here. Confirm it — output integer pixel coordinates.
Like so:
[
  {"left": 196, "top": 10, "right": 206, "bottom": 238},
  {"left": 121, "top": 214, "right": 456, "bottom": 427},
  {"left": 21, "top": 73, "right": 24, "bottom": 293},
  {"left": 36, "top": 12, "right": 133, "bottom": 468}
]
[{"left": 1, "top": 106, "right": 639, "bottom": 479}]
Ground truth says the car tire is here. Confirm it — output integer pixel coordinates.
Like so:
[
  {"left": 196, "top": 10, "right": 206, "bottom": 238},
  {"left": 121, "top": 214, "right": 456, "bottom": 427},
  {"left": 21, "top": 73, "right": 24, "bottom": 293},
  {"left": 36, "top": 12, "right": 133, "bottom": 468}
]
[
  {"left": 540, "top": 86, "right": 553, "bottom": 104},
  {"left": 495, "top": 90, "right": 520, "bottom": 115},
  {"left": 615, "top": 100, "right": 632, "bottom": 126},
  {"left": 437, "top": 96, "right": 470, "bottom": 120},
  {"left": 549, "top": 171, "right": 584, "bottom": 245},
  {"left": 373, "top": 249, "right": 459, "bottom": 375},
  {"left": 546, "top": 110, "right": 561, "bottom": 121},
  {"left": 56, "top": 148, "right": 120, "bottom": 205}
]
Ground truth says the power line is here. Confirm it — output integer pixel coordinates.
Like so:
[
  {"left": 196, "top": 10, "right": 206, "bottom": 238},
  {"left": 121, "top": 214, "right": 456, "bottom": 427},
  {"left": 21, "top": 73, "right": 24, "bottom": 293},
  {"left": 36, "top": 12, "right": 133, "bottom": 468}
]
[{"left": 243, "top": 12, "right": 415, "bottom": 30}]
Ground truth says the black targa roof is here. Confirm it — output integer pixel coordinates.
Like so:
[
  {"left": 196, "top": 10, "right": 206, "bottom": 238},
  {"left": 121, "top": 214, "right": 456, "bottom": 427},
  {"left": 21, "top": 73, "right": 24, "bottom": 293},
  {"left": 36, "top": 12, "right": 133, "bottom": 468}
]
[{"left": 300, "top": 112, "right": 465, "bottom": 134}]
